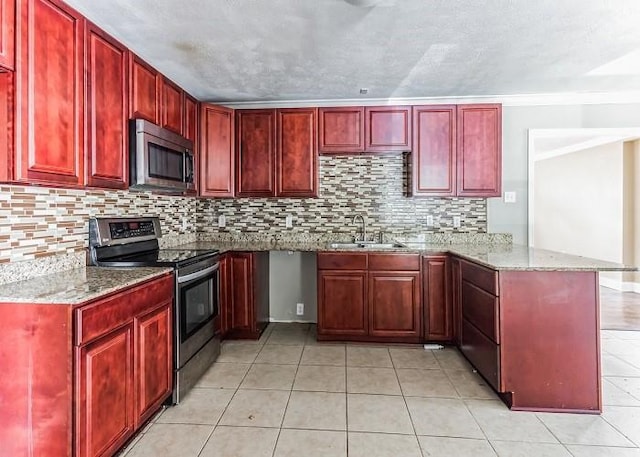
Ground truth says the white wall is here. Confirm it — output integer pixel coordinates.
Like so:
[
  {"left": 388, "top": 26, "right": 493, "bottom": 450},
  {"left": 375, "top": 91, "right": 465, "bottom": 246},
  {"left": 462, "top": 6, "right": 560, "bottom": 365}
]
[
  {"left": 489, "top": 103, "right": 640, "bottom": 244},
  {"left": 269, "top": 251, "right": 317, "bottom": 322},
  {"left": 533, "top": 142, "right": 624, "bottom": 267}
]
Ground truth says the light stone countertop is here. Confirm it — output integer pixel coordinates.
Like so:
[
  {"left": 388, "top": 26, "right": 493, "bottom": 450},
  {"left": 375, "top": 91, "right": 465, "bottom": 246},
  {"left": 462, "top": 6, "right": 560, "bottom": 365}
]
[
  {"left": 179, "top": 239, "right": 637, "bottom": 272},
  {"left": 0, "top": 267, "right": 173, "bottom": 305}
]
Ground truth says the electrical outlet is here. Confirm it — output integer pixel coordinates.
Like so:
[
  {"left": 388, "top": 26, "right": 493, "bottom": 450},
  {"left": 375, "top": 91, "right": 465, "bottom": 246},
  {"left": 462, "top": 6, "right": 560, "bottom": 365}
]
[
  {"left": 296, "top": 303, "right": 304, "bottom": 316},
  {"left": 453, "top": 216, "right": 461, "bottom": 228},
  {"left": 504, "top": 191, "right": 516, "bottom": 203},
  {"left": 285, "top": 215, "right": 293, "bottom": 229},
  {"left": 426, "top": 215, "right": 434, "bottom": 227},
  {"left": 218, "top": 215, "right": 226, "bottom": 228}
]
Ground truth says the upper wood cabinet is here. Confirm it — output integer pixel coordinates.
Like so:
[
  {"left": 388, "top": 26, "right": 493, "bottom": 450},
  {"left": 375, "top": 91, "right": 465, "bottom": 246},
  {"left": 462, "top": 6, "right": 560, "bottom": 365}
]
[
  {"left": 14, "top": 0, "right": 85, "bottom": 186},
  {"left": 0, "top": 0, "right": 15, "bottom": 70},
  {"left": 129, "top": 54, "right": 160, "bottom": 123},
  {"left": 412, "top": 105, "right": 456, "bottom": 196},
  {"left": 276, "top": 108, "right": 317, "bottom": 197},
  {"left": 364, "top": 106, "right": 412, "bottom": 152},
  {"left": 456, "top": 104, "right": 502, "bottom": 197},
  {"left": 0, "top": 71, "right": 11, "bottom": 183},
  {"left": 318, "top": 107, "right": 364, "bottom": 153},
  {"left": 411, "top": 103, "right": 502, "bottom": 198},
  {"left": 85, "top": 22, "right": 128, "bottom": 189},
  {"left": 200, "top": 103, "right": 234, "bottom": 197},
  {"left": 235, "top": 109, "right": 276, "bottom": 196},
  {"left": 183, "top": 94, "right": 198, "bottom": 144},
  {"left": 160, "top": 76, "right": 184, "bottom": 135},
  {"left": 235, "top": 108, "right": 319, "bottom": 198}
]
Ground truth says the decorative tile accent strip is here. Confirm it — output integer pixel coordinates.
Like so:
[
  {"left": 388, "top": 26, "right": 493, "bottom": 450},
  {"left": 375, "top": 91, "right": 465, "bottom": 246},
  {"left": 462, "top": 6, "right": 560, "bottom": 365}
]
[
  {"left": 0, "top": 185, "right": 198, "bottom": 265},
  {"left": 197, "top": 155, "right": 488, "bottom": 236}
]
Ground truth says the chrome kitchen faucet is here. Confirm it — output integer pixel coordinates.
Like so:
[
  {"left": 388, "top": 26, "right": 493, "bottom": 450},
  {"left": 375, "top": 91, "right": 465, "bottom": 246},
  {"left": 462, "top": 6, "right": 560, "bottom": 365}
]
[{"left": 353, "top": 214, "right": 367, "bottom": 242}]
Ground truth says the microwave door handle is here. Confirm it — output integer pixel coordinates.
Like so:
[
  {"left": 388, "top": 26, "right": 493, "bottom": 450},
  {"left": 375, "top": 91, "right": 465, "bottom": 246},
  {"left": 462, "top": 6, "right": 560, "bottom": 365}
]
[{"left": 184, "top": 153, "right": 194, "bottom": 184}]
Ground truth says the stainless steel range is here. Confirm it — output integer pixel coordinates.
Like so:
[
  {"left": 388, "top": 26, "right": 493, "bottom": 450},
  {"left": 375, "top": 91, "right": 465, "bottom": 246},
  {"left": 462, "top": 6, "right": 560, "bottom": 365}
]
[{"left": 88, "top": 217, "right": 220, "bottom": 404}]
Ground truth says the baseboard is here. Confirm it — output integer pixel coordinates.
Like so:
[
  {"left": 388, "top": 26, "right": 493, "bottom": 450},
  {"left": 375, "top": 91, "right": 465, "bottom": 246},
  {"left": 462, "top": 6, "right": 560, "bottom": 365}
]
[
  {"left": 599, "top": 277, "right": 640, "bottom": 293},
  {"left": 268, "top": 318, "right": 316, "bottom": 324}
]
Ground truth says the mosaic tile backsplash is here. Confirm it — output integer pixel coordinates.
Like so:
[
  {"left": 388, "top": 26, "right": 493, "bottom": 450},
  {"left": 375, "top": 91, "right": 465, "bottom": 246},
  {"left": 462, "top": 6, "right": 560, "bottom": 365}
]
[
  {"left": 0, "top": 186, "right": 198, "bottom": 264},
  {"left": 198, "top": 154, "right": 487, "bottom": 237},
  {"left": 0, "top": 154, "right": 487, "bottom": 279}
]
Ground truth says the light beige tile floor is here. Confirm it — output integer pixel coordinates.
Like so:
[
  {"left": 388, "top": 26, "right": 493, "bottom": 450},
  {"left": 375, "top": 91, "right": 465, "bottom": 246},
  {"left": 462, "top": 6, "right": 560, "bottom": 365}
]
[{"left": 121, "top": 325, "right": 640, "bottom": 457}]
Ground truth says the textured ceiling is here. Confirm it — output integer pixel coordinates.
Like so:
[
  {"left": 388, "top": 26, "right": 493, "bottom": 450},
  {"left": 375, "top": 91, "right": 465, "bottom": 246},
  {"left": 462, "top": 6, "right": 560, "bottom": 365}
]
[{"left": 64, "top": 0, "right": 640, "bottom": 103}]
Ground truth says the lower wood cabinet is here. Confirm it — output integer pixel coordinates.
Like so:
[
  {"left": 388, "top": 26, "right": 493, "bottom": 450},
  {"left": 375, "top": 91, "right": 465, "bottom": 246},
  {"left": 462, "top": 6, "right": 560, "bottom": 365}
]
[
  {"left": 457, "top": 257, "right": 601, "bottom": 413},
  {"left": 318, "top": 271, "right": 368, "bottom": 337},
  {"left": 223, "top": 251, "right": 270, "bottom": 339},
  {"left": 317, "top": 252, "right": 421, "bottom": 343},
  {"left": 76, "top": 325, "right": 135, "bottom": 457},
  {"left": 0, "top": 272, "right": 174, "bottom": 457},
  {"left": 423, "top": 255, "right": 453, "bottom": 341}
]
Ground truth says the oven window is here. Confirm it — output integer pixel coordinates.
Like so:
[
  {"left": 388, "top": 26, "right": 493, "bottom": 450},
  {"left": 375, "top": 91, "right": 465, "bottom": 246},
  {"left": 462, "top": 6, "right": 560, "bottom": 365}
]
[
  {"left": 148, "top": 142, "right": 184, "bottom": 182},
  {"left": 179, "top": 275, "right": 218, "bottom": 342}
]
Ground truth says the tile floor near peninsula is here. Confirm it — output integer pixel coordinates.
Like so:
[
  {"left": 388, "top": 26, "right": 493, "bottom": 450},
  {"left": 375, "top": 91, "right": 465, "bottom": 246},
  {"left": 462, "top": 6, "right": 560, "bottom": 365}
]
[{"left": 122, "top": 324, "right": 640, "bottom": 457}]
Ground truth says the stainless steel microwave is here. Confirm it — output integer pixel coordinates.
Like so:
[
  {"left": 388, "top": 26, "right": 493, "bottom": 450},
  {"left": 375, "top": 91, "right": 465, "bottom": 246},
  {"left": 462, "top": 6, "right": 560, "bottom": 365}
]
[{"left": 129, "top": 119, "right": 195, "bottom": 192}]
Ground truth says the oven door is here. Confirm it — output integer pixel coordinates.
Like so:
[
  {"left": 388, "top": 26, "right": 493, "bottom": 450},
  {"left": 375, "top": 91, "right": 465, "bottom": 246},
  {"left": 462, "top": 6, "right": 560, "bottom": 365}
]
[{"left": 176, "top": 261, "right": 219, "bottom": 368}]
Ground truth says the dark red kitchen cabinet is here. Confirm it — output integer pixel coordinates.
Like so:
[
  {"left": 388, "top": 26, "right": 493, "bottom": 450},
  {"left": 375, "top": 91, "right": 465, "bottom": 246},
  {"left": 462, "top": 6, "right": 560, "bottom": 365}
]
[
  {"left": 0, "top": 71, "right": 11, "bottom": 182},
  {"left": 235, "top": 109, "right": 276, "bottom": 196},
  {"left": 411, "top": 105, "right": 456, "bottom": 196},
  {"left": 161, "top": 76, "right": 184, "bottom": 135},
  {"left": 365, "top": 106, "right": 412, "bottom": 152},
  {"left": 369, "top": 271, "right": 421, "bottom": 338},
  {"left": 184, "top": 94, "right": 198, "bottom": 143},
  {"left": 200, "top": 103, "right": 234, "bottom": 197},
  {"left": 129, "top": 53, "right": 160, "bottom": 123},
  {"left": 423, "top": 255, "right": 453, "bottom": 341},
  {"left": 0, "top": 0, "right": 15, "bottom": 70},
  {"left": 76, "top": 324, "right": 134, "bottom": 457},
  {"left": 135, "top": 301, "right": 172, "bottom": 426},
  {"left": 456, "top": 104, "right": 502, "bottom": 197},
  {"left": 85, "top": 22, "right": 128, "bottom": 189},
  {"left": 227, "top": 252, "right": 269, "bottom": 339},
  {"left": 318, "top": 107, "right": 364, "bottom": 153},
  {"left": 276, "top": 107, "right": 317, "bottom": 197},
  {"left": 318, "top": 271, "right": 368, "bottom": 337},
  {"left": 14, "top": 0, "right": 85, "bottom": 186}
]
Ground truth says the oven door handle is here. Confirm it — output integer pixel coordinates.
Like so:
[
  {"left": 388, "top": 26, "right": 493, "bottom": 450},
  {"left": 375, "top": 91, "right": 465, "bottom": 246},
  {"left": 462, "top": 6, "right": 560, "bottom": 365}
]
[{"left": 177, "top": 263, "right": 219, "bottom": 284}]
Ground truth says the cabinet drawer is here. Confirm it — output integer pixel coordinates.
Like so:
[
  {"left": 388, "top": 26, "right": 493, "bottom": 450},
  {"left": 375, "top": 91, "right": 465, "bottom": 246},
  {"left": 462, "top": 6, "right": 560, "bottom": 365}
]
[
  {"left": 369, "top": 253, "right": 419, "bottom": 271},
  {"left": 75, "top": 275, "right": 173, "bottom": 346},
  {"left": 317, "top": 252, "right": 367, "bottom": 270},
  {"left": 461, "top": 260, "right": 498, "bottom": 295},
  {"left": 462, "top": 281, "right": 499, "bottom": 343},
  {"left": 460, "top": 318, "right": 500, "bottom": 390}
]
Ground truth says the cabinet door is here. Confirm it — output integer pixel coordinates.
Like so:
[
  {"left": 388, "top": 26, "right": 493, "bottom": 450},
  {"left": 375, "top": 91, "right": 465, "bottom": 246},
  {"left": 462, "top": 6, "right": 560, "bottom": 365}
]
[
  {"left": 15, "top": 0, "right": 84, "bottom": 186},
  {"left": 450, "top": 256, "right": 462, "bottom": 345},
  {"left": 85, "top": 22, "right": 128, "bottom": 189},
  {"left": 161, "top": 76, "right": 184, "bottom": 135},
  {"left": 76, "top": 325, "right": 134, "bottom": 457},
  {"left": 368, "top": 271, "right": 420, "bottom": 338},
  {"left": 0, "top": 0, "right": 15, "bottom": 70},
  {"left": 318, "top": 271, "right": 367, "bottom": 336},
  {"left": 230, "top": 253, "right": 255, "bottom": 332},
  {"left": 184, "top": 94, "right": 198, "bottom": 143},
  {"left": 235, "top": 109, "right": 275, "bottom": 196},
  {"left": 0, "top": 71, "right": 12, "bottom": 182},
  {"left": 216, "top": 253, "right": 231, "bottom": 335},
  {"left": 318, "top": 107, "right": 364, "bottom": 153},
  {"left": 423, "top": 256, "right": 453, "bottom": 341},
  {"left": 129, "top": 54, "right": 160, "bottom": 123},
  {"left": 135, "top": 302, "right": 172, "bottom": 426},
  {"left": 456, "top": 104, "right": 502, "bottom": 197},
  {"left": 200, "top": 104, "right": 234, "bottom": 197},
  {"left": 412, "top": 105, "right": 456, "bottom": 196},
  {"left": 276, "top": 107, "right": 317, "bottom": 197},
  {"left": 364, "top": 106, "right": 412, "bottom": 152}
]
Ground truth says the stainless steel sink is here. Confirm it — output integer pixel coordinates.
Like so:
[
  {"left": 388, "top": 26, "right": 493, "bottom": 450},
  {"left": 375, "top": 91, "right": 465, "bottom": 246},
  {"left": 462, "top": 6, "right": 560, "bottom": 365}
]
[{"left": 327, "top": 242, "right": 406, "bottom": 249}]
